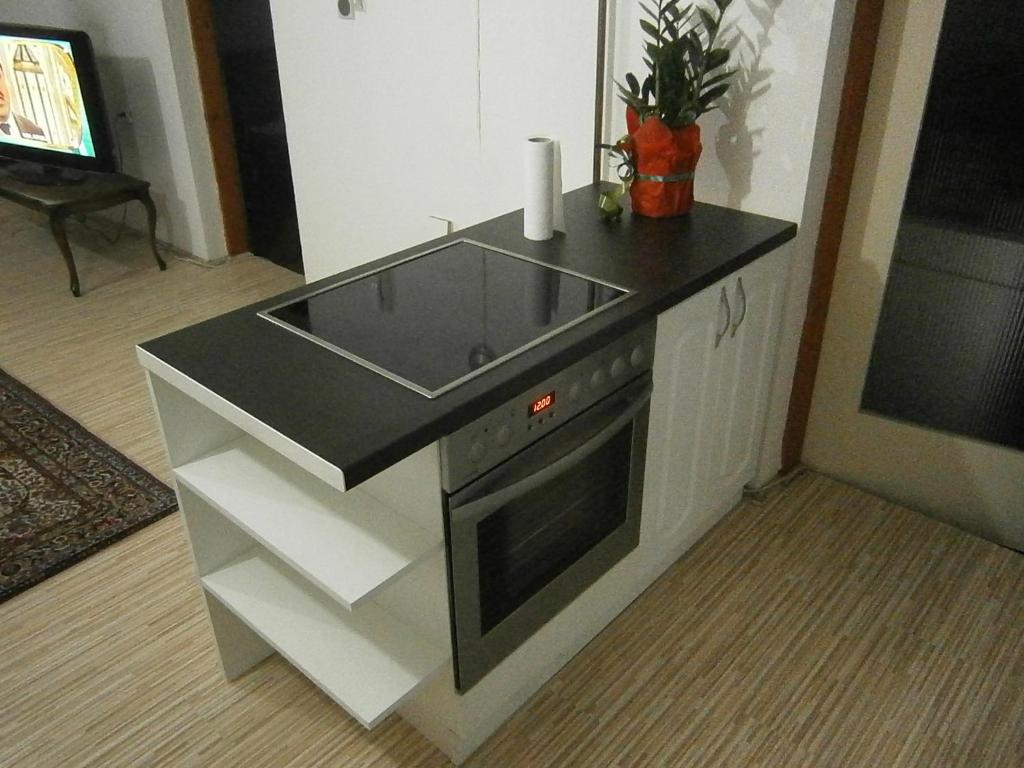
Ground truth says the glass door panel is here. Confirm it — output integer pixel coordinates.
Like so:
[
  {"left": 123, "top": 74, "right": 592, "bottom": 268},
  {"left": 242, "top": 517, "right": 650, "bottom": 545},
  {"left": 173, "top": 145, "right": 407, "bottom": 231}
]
[{"left": 862, "top": 0, "right": 1024, "bottom": 450}]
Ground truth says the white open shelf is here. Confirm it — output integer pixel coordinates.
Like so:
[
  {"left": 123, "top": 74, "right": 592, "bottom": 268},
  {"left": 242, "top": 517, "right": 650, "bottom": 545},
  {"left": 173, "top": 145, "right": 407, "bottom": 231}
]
[
  {"left": 175, "top": 435, "right": 441, "bottom": 610},
  {"left": 202, "top": 549, "right": 448, "bottom": 729}
]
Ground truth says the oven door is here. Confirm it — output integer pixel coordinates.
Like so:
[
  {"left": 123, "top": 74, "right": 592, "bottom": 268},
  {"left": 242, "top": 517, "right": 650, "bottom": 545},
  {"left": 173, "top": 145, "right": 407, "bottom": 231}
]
[{"left": 445, "top": 373, "right": 652, "bottom": 691}]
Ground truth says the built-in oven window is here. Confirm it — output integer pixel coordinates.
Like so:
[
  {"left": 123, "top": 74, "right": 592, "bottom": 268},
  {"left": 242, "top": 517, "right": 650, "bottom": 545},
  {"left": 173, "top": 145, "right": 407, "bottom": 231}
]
[
  {"left": 445, "top": 370, "right": 651, "bottom": 691},
  {"left": 476, "top": 425, "right": 633, "bottom": 634}
]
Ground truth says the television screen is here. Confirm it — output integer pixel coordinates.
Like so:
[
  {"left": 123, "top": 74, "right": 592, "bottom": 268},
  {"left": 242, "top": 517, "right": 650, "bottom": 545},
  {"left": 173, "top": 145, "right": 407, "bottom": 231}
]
[{"left": 0, "top": 25, "right": 113, "bottom": 174}]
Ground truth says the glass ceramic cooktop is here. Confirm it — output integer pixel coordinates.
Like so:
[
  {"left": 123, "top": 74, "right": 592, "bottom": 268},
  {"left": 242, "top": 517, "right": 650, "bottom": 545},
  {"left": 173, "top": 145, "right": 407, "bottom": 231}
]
[{"left": 260, "top": 239, "right": 631, "bottom": 398}]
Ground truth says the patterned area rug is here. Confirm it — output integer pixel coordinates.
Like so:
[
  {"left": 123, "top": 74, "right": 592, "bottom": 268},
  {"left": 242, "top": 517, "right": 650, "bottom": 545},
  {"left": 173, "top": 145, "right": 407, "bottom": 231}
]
[{"left": 0, "top": 368, "right": 177, "bottom": 603}]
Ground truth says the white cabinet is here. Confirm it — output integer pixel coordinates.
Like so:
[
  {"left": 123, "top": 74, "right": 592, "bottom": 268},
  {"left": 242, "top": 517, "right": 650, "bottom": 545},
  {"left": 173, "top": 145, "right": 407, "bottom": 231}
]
[
  {"left": 642, "top": 245, "right": 791, "bottom": 564},
  {"left": 140, "top": 368, "right": 451, "bottom": 730},
  {"left": 704, "top": 246, "right": 790, "bottom": 511},
  {"left": 641, "top": 277, "right": 723, "bottom": 560},
  {"left": 270, "top": 2, "right": 600, "bottom": 280},
  {"left": 139, "top": 243, "right": 792, "bottom": 762}
]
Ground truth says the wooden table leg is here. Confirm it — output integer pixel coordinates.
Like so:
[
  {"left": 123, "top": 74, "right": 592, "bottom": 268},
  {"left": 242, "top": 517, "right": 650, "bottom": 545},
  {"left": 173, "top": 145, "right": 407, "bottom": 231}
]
[
  {"left": 49, "top": 211, "right": 81, "bottom": 297},
  {"left": 138, "top": 189, "right": 167, "bottom": 271}
]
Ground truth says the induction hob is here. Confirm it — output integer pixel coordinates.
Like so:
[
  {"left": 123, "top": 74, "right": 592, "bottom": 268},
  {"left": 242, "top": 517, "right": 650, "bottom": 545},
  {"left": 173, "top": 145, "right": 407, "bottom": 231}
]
[{"left": 260, "top": 239, "right": 632, "bottom": 398}]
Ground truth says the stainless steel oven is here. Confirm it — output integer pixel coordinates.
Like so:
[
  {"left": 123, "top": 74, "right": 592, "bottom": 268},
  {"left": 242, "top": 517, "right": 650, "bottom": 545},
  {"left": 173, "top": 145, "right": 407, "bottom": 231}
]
[{"left": 441, "top": 322, "right": 655, "bottom": 691}]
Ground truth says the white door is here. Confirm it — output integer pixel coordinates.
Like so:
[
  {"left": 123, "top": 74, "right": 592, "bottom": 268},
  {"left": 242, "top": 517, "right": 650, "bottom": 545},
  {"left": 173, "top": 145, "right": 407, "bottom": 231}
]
[
  {"left": 803, "top": 0, "right": 1024, "bottom": 549},
  {"left": 643, "top": 247, "right": 790, "bottom": 566},
  {"left": 473, "top": 3, "right": 600, "bottom": 227},
  {"left": 705, "top": 248, "right": 790, "bottom": 512},
  {"left": 269, "top": 1, "right": 600, "bottom": 281},
  {"left": 642, "top": 278, "right": 723, "bottom": 563}
]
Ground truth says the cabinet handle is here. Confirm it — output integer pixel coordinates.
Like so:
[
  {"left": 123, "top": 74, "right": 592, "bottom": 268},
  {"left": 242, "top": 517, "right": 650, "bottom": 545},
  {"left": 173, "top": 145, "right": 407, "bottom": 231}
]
[
  {"left": 730, "top": 276, "right": 747, "bottom": 338},
  {"left": 714, "top": 286, "right": 731, "bottom": 349}
]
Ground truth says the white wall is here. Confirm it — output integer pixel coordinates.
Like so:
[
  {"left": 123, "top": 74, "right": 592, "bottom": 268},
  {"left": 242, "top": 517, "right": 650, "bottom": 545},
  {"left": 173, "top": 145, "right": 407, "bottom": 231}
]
[
  {"left": 0, "top": 0, "right": 223, "bottom": 260},
  {"left": 268, "top": 2, "right": 600, "bottom": 282},
  {"left": 607, "top": 0, "right": 846, "bottom": 484}
]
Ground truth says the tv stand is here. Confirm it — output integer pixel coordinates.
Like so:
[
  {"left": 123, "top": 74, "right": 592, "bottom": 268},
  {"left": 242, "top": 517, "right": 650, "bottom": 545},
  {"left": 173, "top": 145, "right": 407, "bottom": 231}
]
[
  {"left": 8, "top": 162, "right": 88, "bottom": 186},
  {"left": 0, "top": 169, "right": 166, "bottom": 296}
]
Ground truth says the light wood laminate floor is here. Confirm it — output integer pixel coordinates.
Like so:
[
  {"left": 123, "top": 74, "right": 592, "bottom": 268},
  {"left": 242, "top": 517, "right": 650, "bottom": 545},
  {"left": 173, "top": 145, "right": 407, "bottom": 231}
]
[{"left": 1, "top": 201, "right": 1022, "bottom": 767}]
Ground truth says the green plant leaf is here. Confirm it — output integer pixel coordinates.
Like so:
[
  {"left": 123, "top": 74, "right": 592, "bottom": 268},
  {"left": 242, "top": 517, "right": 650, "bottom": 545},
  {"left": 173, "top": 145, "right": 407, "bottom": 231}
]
[
  {"left": 699, "top": 82, "right": 729, "bottom": 108},
  {"left": 673, "top": 106, "right": 699, "bottom": 127},
  {"left": 640, "top": 19, "right": 661, "bottom": 42},
  {"left": 697, "top": 7, "right": 717, "bottom": 36},
  {"left": 642, "top": 74, "right": 655, "bottom": 101},
  {"left": 706, "top": 47, "right": 730, "bottom": 71},
  {"left": 630, "top": 0, "right": 736, "bottom": 126},
  {"left": 616, "top": 81, "right": 639, "bottom": 102},
  {"left": 666, "top": 2, "right": 688, "bottom": 23},
  {"left": 617, "top": 85, "right": 641, "bottom": 103},
  {"left": 701, "top": 68, "right": 735, "bottom": 90},
  {"left": 639, "top": 1, "right": 660, "bottom": 22},
  {"left": 619, "top": 93, "right": 647, "bottom": 112},
  {"left": 683, "top": 30, "right": 703, "bottom": 65}
]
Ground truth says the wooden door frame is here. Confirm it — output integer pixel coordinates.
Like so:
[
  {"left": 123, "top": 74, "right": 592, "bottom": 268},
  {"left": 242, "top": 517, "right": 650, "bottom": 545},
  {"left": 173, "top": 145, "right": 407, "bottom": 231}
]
[
  {"left": 780, "top": 0, "right": 887, "bottom": 471},
  {"left": 185, "top": 0, "right": 249, "bottom": 256}
]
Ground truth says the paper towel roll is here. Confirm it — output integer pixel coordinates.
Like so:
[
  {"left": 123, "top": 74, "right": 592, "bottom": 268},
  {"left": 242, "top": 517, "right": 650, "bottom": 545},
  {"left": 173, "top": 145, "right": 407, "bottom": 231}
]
[
  {"left": 524, "top": 137, "right": 555, "bottom": 241},
  {"left": 551, "top": 139, "right": 565, "bottom": 233}
]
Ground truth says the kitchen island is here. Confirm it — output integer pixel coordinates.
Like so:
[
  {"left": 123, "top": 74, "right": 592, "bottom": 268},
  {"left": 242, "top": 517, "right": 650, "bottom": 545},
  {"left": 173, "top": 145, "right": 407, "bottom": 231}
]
[{"left": 139, "top": 183, "right": 796, "bottom": 763}]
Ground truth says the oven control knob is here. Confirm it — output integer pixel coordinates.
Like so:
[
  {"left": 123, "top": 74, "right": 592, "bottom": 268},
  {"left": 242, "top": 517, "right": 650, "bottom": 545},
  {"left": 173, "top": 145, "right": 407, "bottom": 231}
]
[
  {"left": 611, "top": 356, "right": 627, "bottom": 378},
  {"left": 469, "top": 441, "right": 485, "bottom": 463},
  {"left": 590, "top": 369, "right": 606, "bottom": 389},
  {"left": 569, "top": 381, "right": 583, "bottom": 401},
  {"left": 630, "top": 345, "right": 646, "bottom": 368},
  {"left": 495, "top": 425, "right": 512, "bottom": 446}
]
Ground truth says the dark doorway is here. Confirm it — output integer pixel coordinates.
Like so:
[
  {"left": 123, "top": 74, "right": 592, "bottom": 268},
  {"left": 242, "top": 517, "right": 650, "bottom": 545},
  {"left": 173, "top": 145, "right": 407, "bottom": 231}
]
[{"left": 207, "top": 0, "right": 303, "bottom": 274}]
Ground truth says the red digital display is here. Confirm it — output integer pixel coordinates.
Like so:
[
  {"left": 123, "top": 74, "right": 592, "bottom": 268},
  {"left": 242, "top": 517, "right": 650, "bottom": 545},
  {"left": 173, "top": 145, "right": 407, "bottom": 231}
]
[{"left": 529, "top": 391, "right": 555, "bottom": 417}]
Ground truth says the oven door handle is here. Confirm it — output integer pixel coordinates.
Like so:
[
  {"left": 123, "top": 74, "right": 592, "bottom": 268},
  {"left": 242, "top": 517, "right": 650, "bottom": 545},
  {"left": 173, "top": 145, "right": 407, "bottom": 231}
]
[{"left": 450, "top": 380, "right": 653, "bottom": 524}]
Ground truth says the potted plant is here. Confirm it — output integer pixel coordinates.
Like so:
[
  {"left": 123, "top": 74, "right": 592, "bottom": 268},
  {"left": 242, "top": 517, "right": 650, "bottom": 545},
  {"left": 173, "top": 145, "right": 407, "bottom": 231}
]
[{"left": 601, "top": 0, "right": 735, "bottom": 218}]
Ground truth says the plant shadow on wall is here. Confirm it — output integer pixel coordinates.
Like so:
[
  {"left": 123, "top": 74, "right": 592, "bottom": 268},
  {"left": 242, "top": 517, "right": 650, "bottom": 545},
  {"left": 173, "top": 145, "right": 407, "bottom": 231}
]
[{"left": 714, "top": 0, "right": 780, "bottom": 209}]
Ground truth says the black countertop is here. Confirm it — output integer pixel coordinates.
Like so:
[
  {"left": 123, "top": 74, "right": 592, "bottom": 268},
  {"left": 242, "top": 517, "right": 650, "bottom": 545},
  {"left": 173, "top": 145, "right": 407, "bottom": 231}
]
[{"left": 140, "top": 183, "right": 796, "bottom": 488}]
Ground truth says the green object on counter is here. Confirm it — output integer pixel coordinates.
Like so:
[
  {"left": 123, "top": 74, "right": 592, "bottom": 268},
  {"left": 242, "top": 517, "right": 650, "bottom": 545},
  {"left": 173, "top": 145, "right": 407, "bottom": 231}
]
[{"left": 597, "top": 136, "right": 635, "bottom": 220}]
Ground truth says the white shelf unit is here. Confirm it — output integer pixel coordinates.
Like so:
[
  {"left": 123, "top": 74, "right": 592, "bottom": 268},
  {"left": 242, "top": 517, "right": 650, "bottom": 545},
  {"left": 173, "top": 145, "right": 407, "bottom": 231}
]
[
  {"left": 175, "top": 435, "right": 441, "bottom": 610},
  {"left": 141, "top": 367, "right": 452, "bottom": 731},
  {"left": 203, "top": 549, "right": 448, "bottom": 728}
]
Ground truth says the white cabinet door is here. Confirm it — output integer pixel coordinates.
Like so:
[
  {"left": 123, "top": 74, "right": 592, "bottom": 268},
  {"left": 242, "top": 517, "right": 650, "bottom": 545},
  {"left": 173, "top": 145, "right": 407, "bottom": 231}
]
[
  {"left": 641, "top": 247, "right": 790, "bottom": 567},
  {"left": 641, "top": 278, "right": 726, "bottom": 561},
  {"left": 474, "top": 3, "right": 600, "bottom": 226},
  {"left": 705, "top": 247, "right": 790, "bottom": 511}
]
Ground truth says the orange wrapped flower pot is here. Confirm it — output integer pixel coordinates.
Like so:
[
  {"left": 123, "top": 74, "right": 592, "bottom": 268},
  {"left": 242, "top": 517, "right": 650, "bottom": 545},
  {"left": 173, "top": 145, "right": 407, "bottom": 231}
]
[{"left": 626, "top": 108, "right": 703, "bottom": 218}]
